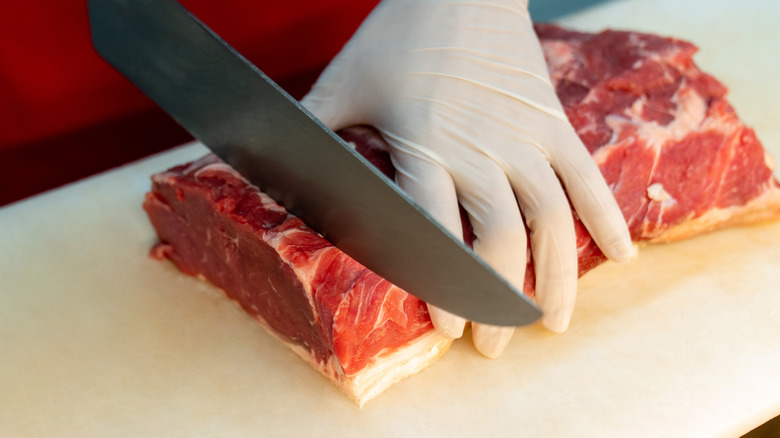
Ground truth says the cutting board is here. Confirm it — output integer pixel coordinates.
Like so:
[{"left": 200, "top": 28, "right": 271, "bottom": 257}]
[{"left": 2, "top": 0, "right": 779, "bottom": 436}]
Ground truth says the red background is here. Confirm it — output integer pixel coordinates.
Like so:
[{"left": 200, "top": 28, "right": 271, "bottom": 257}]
[{"left": 0, "top": 1, "right": 378, "bottom": 206}]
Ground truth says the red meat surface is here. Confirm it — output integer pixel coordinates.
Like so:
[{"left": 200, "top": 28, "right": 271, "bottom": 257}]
[
  {"left": 530, "top": 24, "right": 780, "bottom": 290},
  {"left": 144, "top": 156, "right": 434, "bottom": 378}
]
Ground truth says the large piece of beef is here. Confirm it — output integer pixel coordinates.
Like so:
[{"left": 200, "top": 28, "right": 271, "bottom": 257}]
[
  {"left": 144, "top": 156, "right": 451, "bottom": 404},
  {"left": 525, "top": 24, "right": 780, "bottom": 291},
  {"left": 143, "top": 25, "right": 780, "bottom": 404}
]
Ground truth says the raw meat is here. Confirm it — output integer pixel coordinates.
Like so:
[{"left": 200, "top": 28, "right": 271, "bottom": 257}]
[
  {"left": 144, "top": 155, "right": 451, "bottom": 405},
  {"left": 143, "top": 25, "right": 780, "bottom": 404},
  {"left": 530, "top": 24, "right": 780, "bottom": 289}
]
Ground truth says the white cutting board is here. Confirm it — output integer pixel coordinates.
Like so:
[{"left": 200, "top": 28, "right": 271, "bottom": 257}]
[{"left": 2, "top": 0, "right": 779, "bottom": 437}]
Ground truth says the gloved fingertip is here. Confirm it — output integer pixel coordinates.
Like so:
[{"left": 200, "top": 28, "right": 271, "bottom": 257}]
[
  {"left": 427, "top": 304, "right": 467, "bottom": 339},
  {"left": 604, "top": 239, "right": 637, "bottom": 264},
  {"left": 541, "top": 311, "right": 572, "bottom": 333},
  {"left": 472, "top": 324, "right": 515, "bottom": 359},
  {"left": 591, "top": 218, "right": 635, "bottom": 264},
  {"left": 299, "top": 95, "right": 331, "bottom": 124},
  {"left": 299, "top": 91, "right": 353, "bottom": 132},
  {"left": 616, "top": 243, "right": 639, "bottom": 264}
]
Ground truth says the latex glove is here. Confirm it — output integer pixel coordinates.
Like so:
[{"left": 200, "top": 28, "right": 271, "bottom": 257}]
[{"left": 301, "top": 0, "right": 633, "bottom": 358}]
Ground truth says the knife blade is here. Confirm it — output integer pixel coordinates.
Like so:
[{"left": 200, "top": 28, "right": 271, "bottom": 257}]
[{"left": 87, "top": 0, "right": 541, "bottom": 326}]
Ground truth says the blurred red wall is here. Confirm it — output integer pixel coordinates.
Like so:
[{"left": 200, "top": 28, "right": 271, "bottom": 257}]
[{"left": 0, "top": 1, "right": 377, "bottom": 206}]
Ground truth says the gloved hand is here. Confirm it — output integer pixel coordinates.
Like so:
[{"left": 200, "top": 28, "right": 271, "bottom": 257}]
[{"left": 301, "top": 0, "right": 633, "bottom": 357}]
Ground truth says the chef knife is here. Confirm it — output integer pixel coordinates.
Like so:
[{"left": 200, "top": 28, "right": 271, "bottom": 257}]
[{"left": 87, "top": 0, "right": 541, "bottom": 326}]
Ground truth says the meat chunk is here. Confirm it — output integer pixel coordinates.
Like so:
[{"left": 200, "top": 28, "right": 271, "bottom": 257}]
[
  {"left": 530, "top": 24, "right": 780, "bottom": 289},
  {"left": 144, "top": 155, "right": 451, "bottom": 405}
]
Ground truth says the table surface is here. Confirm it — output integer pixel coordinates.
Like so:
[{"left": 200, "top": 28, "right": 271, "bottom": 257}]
[{"left": 2, "top": 0, "right": 779, "bottom": 437}]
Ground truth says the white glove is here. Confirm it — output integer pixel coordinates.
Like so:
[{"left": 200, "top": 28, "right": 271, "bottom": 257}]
[{"left": 301, "top": 0, "right": 633, "bottom": 358}]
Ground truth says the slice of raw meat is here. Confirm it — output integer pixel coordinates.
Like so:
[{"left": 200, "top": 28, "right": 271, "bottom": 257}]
[{"left": 143, "top": 25, "right": 780, "bottom": 404}]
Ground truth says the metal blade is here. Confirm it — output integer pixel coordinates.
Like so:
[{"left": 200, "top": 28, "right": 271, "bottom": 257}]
[{"left": 88, "top": 0, "right": 541, "bottom": 326}]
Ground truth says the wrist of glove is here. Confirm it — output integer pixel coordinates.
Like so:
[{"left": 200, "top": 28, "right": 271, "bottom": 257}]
[{"left": 301, "top": 0, "right": 633, "bottom": 358}]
